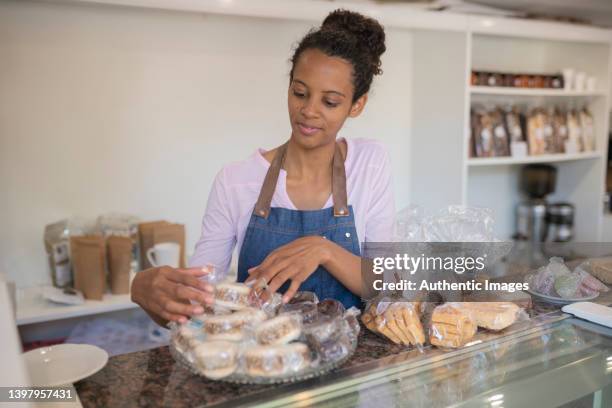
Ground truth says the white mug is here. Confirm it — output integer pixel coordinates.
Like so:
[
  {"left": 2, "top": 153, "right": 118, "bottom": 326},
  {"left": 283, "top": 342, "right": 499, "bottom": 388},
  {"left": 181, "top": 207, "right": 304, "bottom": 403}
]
[{"left": 146, "top": 242, "right": 180, "bottom": 268}]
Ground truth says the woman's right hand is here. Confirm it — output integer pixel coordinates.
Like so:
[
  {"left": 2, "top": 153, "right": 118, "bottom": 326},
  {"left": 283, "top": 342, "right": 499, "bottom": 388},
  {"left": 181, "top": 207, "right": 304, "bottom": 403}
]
[{"left": 131, "top": 265, "right": 215, "bottom": 325}]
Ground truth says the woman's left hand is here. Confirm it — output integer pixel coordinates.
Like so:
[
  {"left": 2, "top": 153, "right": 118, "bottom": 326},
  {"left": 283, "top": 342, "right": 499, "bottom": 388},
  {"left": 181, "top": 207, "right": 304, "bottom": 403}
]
[{"left": 246, "top": 236, "right": 331, "bottom": 303}]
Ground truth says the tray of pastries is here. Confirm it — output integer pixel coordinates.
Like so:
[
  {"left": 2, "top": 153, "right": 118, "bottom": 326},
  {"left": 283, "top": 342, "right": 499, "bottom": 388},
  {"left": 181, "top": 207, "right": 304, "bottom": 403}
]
[{"left": 169, "top": 282, "right": 360, "bottom": 384}]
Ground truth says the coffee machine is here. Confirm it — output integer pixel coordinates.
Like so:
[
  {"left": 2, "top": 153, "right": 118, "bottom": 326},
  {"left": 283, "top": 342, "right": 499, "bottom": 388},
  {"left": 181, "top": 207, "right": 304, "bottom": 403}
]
[{"left": 514, "top": 164, "right": 574, "bottom": 242}]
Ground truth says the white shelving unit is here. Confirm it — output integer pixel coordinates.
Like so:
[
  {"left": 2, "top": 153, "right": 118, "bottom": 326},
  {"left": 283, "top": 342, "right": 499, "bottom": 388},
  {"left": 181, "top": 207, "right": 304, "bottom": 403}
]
[
  {"left": 470, "top": 86, "right": 607, "bottom": 97},
  {"left": 410, "top": 24, "right": 611, "bottom": 241},
  {"left": 468, "top": 152, "right": 603, "bottom": 167},
  {"left": 16, "top": 286, "right": 138, "bottom": 326}
]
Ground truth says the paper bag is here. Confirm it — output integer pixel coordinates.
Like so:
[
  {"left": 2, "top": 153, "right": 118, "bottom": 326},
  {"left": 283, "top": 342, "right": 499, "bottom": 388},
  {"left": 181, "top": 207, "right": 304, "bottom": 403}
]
[
  {"left": 107, "top": 236, "right": 132, "bottom": 294},
  {"left": 70, "top": 235, "right": 106, "bottom": 300}
]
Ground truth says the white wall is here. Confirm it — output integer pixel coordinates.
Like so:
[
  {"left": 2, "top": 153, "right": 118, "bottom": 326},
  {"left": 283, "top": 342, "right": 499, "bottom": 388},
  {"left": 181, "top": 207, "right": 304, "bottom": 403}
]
[{"left": 0, "top": 0, "right": 412, "bottom": 287}]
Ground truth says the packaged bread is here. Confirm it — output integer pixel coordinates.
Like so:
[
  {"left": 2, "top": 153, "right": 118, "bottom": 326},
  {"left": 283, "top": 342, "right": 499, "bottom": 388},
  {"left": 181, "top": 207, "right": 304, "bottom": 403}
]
[
  {"left": 460, "top": 302, "right": 520, "bottom": 331},
  {"left": 588, "top": 257, "right": 612, "bottom": 284},
  {"left": 362, "top": 300, "right": 424, "bottom": 347},
  {"left": 429, "top": 303, "right": 477, "bottom": 348},
  {"left": 463, "top": 289, "right": 532, "bottom": 310},
  {"left": 244, "top": 343, "right": 311, "bottom": 377}
]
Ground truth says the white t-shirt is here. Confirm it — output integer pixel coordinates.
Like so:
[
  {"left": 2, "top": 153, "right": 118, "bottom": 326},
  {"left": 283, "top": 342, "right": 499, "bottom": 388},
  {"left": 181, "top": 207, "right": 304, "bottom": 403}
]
[{"left": 189, "top": 137, "right": 395, "bottom": 277}]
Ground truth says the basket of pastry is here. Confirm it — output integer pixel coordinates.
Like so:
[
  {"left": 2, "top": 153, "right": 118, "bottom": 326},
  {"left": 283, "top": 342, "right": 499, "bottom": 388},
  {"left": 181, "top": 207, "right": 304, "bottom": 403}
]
[
  {"left": 362, "top": 295, "right": 528, "bottom": 350},
  {"left": 169, "top": 281, "right": 360, "bottom": 384}
]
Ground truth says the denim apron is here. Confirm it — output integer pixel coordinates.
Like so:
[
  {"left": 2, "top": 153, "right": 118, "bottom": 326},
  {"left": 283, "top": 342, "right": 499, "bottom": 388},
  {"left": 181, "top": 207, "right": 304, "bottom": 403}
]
[{"left": 237, "top": 141, "right": 362, "bottom": 309}]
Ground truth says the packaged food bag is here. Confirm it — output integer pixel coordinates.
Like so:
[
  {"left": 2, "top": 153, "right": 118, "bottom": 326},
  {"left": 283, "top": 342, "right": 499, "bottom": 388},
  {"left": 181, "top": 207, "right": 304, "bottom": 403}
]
[{"left": 70, "top": 235, "right": 106, "bottom": 300}]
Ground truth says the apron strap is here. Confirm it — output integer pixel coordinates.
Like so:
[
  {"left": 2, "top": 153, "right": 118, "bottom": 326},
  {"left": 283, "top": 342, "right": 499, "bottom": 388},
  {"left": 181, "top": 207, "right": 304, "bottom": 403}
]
[
  {"left": 332, "top": 143, "right": 349, "bottom": 217},
  {"left": 253, "top": 142, "right": 288, "bottom": 219},
  {"left": 253, "top": 141, "right": 348, "bottom": 218}
]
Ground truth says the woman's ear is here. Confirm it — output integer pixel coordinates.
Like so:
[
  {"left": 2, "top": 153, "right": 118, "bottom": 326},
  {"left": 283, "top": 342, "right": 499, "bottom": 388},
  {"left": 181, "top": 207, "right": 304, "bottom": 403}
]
[{"left": 349, "top": 94, "right": 368, "bottom": 118}]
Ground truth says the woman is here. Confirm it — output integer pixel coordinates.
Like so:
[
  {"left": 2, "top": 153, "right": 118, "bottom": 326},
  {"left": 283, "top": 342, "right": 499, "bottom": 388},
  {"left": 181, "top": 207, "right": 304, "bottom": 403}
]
[{"left": 132, "top": 9, "right": 394, "bottom": 326}]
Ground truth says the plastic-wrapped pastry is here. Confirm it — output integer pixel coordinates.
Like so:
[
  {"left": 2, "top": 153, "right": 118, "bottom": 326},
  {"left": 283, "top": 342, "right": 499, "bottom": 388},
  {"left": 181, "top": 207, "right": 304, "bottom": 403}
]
[
  {"left": 202, "top": 308, "right": 266, "bottom": 341},
  {"left": 214, "top": 282, "right": 252, "bottom": 310},
  {"left": 429, "top": 303, "right": 477, "bottom": 348},
  {"left": 255, "top": 314, "right": 302, "bottom": 345},
  {"left": 304, "top": 315, "right": 344, "bottom": 343},
  {"left": 531, "top": 257, "right": 571, "bottom": 295},
  {"left": 244, "top": 343, "right": 311, "bottom": 377},
  {"left": 307, "top": 332, "right": 352, "bottom": 363},
  {"left": 289, "top": 291, "right": 319, "bottom": 304},
  {"left": 193, "top": 341, "right": 239, "bottom": 379},
  {"left": 343, "top": 307, "right": 361, "bottom": 343},
  {"left": 279, "top": 301, "right": 318, "bottom": 324},
  {"left": 173, "top": 320, "right": 204, "bottom": 352},
  {"left": 573, "top": 263, "right": 609, "bottom": 295},
  {"left": 554, "top": 274, "right": 582, "bottom": 299},
  {"left": 461, "top": 302, "right": 520, "bottom": 331},
  {"left": 317, "top": 299, "right": 345, "bottom": 319}
]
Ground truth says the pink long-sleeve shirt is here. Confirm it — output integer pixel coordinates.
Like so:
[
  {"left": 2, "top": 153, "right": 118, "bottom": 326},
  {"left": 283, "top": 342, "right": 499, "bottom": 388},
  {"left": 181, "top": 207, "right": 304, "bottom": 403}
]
[{"left": 189, "top": 138, "right": 395, "bottom": 277}]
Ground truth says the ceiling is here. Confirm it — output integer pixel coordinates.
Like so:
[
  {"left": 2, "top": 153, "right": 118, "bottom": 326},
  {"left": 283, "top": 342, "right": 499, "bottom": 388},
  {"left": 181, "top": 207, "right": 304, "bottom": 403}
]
[{"left": 467, "top": 0, "right": 612, "bottom": 27}]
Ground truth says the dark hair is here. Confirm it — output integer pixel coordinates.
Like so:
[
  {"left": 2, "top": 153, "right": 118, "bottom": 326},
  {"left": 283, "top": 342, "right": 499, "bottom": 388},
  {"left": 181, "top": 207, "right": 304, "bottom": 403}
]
[{"left": 290, "top": 9, "right": 386, "bottom": 103}]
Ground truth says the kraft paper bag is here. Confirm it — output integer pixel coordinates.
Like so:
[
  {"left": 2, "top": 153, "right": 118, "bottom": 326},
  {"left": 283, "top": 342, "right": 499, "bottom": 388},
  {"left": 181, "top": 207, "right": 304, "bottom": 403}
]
[
  {"left": 138, "top": 221, "right": 169, "bottom": 270},
  {"left": 70, "top": 235, "right": 106, "bottom": 300},
  {"left": 107, "top": 235, "right": 132, "bottom": 294},
  {"left": 153, "top": 223, "right": 186, "bottom": 268}
]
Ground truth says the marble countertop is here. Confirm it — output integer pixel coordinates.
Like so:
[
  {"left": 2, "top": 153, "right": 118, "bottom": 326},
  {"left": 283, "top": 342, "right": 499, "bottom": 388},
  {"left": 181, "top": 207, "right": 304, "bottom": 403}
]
[{"left": 75, "top": 323, "right": 410, "bottom": 408}]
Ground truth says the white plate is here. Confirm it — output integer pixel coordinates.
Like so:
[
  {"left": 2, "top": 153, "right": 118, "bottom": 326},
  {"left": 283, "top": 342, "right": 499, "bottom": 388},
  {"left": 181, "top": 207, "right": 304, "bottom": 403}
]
[
  {"left": 526, "top": 289, "right": 599, "bottom": 305},
  {"left": 23, "top": 344, "right": 108, "bottom": 386}
]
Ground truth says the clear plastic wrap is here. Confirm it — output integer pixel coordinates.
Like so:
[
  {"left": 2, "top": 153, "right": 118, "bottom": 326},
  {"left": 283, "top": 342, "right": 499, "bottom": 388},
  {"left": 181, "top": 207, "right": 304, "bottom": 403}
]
[
  {"left": 96, "top": 213, "right": 140, "bottom": 276},
  {"left": 529, "top": 257, "right": 571, "bottom": 295},
  {"left": 393, "top": 205, "right": 425, "bottom": 242},
  {"left": 422, "top": 206, "right": 496, "bottom": 242},
  {"left": 243, "top": 343, "right": 312, "bottom": 378},
  {"left": 289, "top": 291, "right": 319, "bottom": 304},
  {"left": 343, "top": 307, "right": 361, "bottom": 343},
  {"left": 279, "top": 301, "right": 318, "bottom": 324},
  {"left": 554, "top": 274, "right": 582, "bottom": 298},
  {"left": 361, "top": 297, "right": 425, "bottom": 347},
  {"left": 574, "top": 262, "right": 610, "bottom": 294},
  {"left": 255, "top": 313, "right": 302, "bottom": 345},
  {"left": 169, "top": 289, "right": 357, "bottom": 383},
  {"left": 198, "top": 308, "right": 267, "bottom": 342},
  {"left": 192, "top": 340, "right": 239, "bottom": 379},
  {"left": 527, "top": 257, "right": 609, "bottom": 299},
  {"left": 213, "top": 282, "right": 252, "bottom": 310},
  {"left": 460, "top": 302, "right": 525, "bottom": 331},
  {"left": 317, "top": 299, "right": 345, "bottom": 319},
  {"left": 246, "top": 277, "right": 283, "bottom": 317},
  {"left": 429, "top": 303, "right": 477, "bottom": 349}
]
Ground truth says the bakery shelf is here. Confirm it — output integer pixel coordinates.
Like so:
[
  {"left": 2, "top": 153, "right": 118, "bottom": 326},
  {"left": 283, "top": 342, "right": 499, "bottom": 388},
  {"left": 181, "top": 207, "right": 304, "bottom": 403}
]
[
  {"left": 467, "top": 151, "right": 603, "bottom": 167},
  {"left": 16, "top": 286, "right": 138, "bottom": 326},
  {"left": 470, "top": 86, "right": 607, "bottom": 97}
]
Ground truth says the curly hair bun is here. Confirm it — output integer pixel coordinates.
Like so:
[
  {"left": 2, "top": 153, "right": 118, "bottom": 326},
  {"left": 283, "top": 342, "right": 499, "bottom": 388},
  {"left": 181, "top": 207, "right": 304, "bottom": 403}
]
[
  {"left": 289, "top": 9, "right": 386, "bottom": 101},
  {"left": 321, "top": 9, "right": 386, "bottom": 73}
]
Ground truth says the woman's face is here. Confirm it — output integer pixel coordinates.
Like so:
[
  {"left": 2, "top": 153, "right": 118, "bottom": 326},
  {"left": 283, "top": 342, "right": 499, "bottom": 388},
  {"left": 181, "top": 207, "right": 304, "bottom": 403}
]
[{"left": 288, "top": 48, "right": 367, "bottom": 149}]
